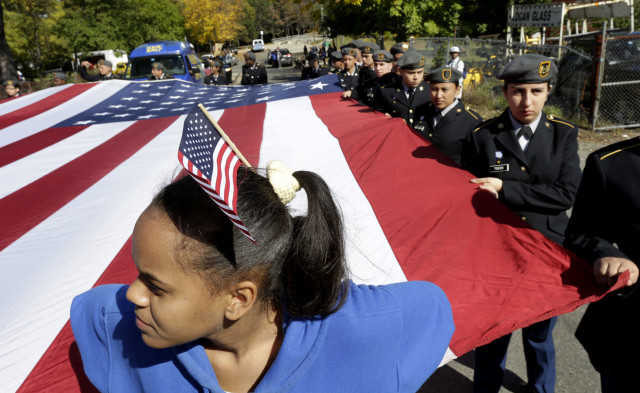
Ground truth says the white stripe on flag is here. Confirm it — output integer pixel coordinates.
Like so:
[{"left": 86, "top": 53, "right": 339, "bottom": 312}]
[
  {"left": 258, "top": 97, "right": 407, "bottom": 285},
  {"left": 0, "top": 115, "right": 185, "bottom": 393},
  {"left": 0, "top": 84, "right": 73, "bottom": 117},
  {"left": 218, "top": 146, "right": 232, "bottom": 205}
]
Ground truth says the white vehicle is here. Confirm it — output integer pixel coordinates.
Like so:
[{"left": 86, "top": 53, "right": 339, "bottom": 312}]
[
  {"left": 75, "top": 49, "right": 128, "bottom": 71},
  {"left": 252, "top": 39, "right": 264, "bottom": 52}
]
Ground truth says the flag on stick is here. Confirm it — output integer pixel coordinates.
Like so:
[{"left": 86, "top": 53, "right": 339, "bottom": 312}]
[{"left": 178, "top": 103, "right": 254, "bottom": 241}]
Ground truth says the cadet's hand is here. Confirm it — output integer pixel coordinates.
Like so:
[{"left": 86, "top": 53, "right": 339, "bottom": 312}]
[
  {"left": 594, "top": 257, "right": 639, "bottom": 287},
  {"left": 384, "top": 113, "right": 391, "bottom": 117},
  {"left": 81, "top": 60, "right": 91, "bottom": 68},
  {"left": 470, "top": 177, "right": 503, "bottom": 199},
  {"left": 342, "top": 90, "right": 352, "bottom": 99}
]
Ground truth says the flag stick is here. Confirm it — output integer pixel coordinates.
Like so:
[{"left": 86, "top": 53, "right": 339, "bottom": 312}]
[{"left": 197, "top": 103, "right": 253, "bottom": 169}]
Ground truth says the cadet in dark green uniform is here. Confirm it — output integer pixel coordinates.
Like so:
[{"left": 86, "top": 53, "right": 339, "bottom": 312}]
[
  {"left": 359, "top": 50, "right": 397, "bottom": 108},
  {"left": 412, "top": 67, "right": 482, "bottom": 166},
  {"left": 79, "top": 59, "right": 118, "bottom": 81},
  {"left": 356, "top": 42, "right": 379, "bottom": 92},
  {"left": 204, "top": 61, "right": 228, "bottom": 85},
  {"left": 389, "top": 42, "right": 415, "bottom": 70},
  {"left": 241, "top": 52, "right": 268, "bottom": 85},
  {"left": 372, "top": 50, "right": 429, "bottom": 126},
  {"left": 300, "top": 53, "right": 329, "bottom": 80},
  {"left": 148, "top": 62, "right": 174, "bottom": 81},
  {"left": 338, "top": 47, "right": 359, "bottom": 99},
  {"left": 465, "top": 54, "right": 581, "bottom": 393},
  {"left": 330, "top": 51, "right": 344, "bottom": 73}
]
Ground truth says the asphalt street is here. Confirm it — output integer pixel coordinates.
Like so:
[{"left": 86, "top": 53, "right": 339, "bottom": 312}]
[{"left": 229, "top": 51, "right": 604, "bottom": 393}]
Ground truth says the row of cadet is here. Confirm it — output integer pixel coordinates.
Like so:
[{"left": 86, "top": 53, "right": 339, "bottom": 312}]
[{"left": 328, "top": 42, "right": 638, "bottom": 393}]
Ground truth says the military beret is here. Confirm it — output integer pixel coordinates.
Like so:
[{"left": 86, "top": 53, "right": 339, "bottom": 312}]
[
  {"left": 350, "top": 39, "right": 365, "bottom": 49},
  {"left": 98, "top": 59, "right": 112, "bottom": 67},
  {"left": 372, "top": 50, "right": 393, "bottom": 63},
  {"left": 396, "top": 50, "right": 425, "bottom": 70},
  {"left": 341, "top": 47, "right": 357, "bottom": 58},
  {"left": 426, "top": 67, "right": 462, "bottom": 83},
  {"left": 212, "top": 61, "right": 221, "bottom": 68},
  {"left": 53, "top": 72, "right": 67, "bottom": 80},
  {"left": 497, "top": 54, "right": 557, "bottom": 84},
  {"left": 244, "top": 52, "right": 256, "bottom": 60},
  {"left": 358, "top": 42, "right": 380, "bottom": 54},
  {"left": 390, "top": 42, "right": 414, "bottom": 55},
  {"left": 307, "top": 53, "right": 319, "bottom": 61},
  {"left": 330, "top": 51, "right": 342, "bottom": 60},
  {"left": 151, "top": 62, "right": 165, "bottom": 71},
  {"left": 3, "top": 79, "right": 19, "bottom": 87}
]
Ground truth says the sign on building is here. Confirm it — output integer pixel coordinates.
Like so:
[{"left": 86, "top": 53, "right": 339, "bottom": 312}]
[{"left": 508, "top": 4, "right": 564, "bottom": 27}]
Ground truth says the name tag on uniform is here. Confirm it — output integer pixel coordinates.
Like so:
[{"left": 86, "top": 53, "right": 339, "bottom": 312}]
[
  {"left": 489, "top": 164, "right": 509, "bottom": 173},
  {"left": 414, "top": 125, "right": 425, "bottom": 132}
]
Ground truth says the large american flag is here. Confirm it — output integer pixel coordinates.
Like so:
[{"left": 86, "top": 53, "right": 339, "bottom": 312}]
[
  {"left": 0, "top": 75, "right": 617, "bottom": 393},
  {"left": 179, "top": 104, "right": 252, "bottom": 241}
]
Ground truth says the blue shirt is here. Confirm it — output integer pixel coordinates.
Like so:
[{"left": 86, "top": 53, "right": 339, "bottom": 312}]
[{"left": 71, "top": 280, "right": 454, "bottom": 393}]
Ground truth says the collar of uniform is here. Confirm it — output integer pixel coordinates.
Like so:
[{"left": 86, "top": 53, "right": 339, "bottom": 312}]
[
  {"left": 401, "top": 81, "right": 414, "bottom": 93},
  {"left": 508, "top": 109, "right": 542, "bottom": 136},
  {"left": 438, "top": 99, "right": 459, "bottom": 118}
]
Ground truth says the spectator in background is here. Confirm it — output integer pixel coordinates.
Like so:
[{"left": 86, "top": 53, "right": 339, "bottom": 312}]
[
  {"left": 148, "top": 63, "right": 174, "bottom": 81},
  {"left": 303, "top": 45, "right": 308, "bottom": 57},
  {"left": 446, "top": 46, "right": 465, "bottom": 99},
  {"left": 3, "top": 79, "right": 22, "bottom": 99},
  {"left": 79, "top": 59, "right": 118, "bottom": 81},
  {"left": 52, "top": 72, "right": 67, "bottom": 86}
]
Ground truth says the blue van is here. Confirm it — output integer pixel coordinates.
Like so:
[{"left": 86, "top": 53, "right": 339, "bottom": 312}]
[{"left": 125, "top": 41, "right": 205, "bottom": 83}]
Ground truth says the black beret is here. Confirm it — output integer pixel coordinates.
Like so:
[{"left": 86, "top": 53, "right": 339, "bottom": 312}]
[
  {"left": 307, "top": 53, "right": 319, "bottom": 61},
  {"left": 426, "top": 67, "right": 462, "bottom": 83},
  {"left": 330, "top": 51, "right": 342, "bottom": 60},
  {"left": 497, "top": 54, "right": 557, "bottom": 84},
  {"left": 395, "top": 50, "right": 425, "bottom": 70},
  {"left": 372, "top": 50, "right": 393, "bottom": 63},
  {"left": 359, "top": 42, "right": 380, "bottom": 54},
  {"left": 390, "top": 42, "right": 414, "bottom": 55}
]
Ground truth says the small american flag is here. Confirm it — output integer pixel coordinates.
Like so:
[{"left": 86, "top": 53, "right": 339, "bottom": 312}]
[{"left": 178, "top": 103, "right": 254, "bottom": 241}]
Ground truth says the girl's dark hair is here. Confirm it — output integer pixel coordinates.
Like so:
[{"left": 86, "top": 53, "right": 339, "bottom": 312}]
[{"left": 152, "top": 168, "right": 348, "bottom": 318}]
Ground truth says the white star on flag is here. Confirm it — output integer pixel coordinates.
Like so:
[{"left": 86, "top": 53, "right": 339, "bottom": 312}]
[{"left": 310, "top": 81, "right": 329, "bottom": 90}]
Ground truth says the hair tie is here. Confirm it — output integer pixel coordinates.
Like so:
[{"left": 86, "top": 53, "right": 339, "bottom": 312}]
[{"left": 267, "top": 160, "right": 301, "bottom": 204}]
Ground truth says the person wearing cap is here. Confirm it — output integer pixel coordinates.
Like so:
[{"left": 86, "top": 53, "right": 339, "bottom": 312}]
[
  {"left": 446, "top": 46, "right": 465, "bottom": 99},
  {"left": 371, "top": 50, "right": 429, "bottom": 125},
  {"left": 300, "top": 53, "right": 329, "bottom": 80},
  {"left": 337, "top": 47, "right": 360, "bottom": 100},
  {"left": 204, "top": 61, "right": 228, "bottom": 85},
  {"left": 356, "top": 42, "right": 379, "bottom": 95},
  {"left": 79, "top": 59, "right": 117, "bottom": 81},
  {"left": 241, "top": 51, "right": 267, "bottom": 85},
  {"left": 359, "top": 50, "right": 397, "bottom": 108},
  {"left": 389, "top": 42, "right": 414, "bottom": 70},
  {"left": 52, "top": 72, "right": 67, "bottom": 86},
  {"left": 412, "top": 67, "right": 482, "bottom": 166},
  {"left": 3, "top": 79, "right": 21, "bottom": 99},
  {"left": 148, "top": 62, "right": 174, "bottom": 81},
  {"left": 330, "top": 51, "right": 344, "bottom": 73},
  {"left": 464, "top": 54, "right": 581, "bottom": 393}
]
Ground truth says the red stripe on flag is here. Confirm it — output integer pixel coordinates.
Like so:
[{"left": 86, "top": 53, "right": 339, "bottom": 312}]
[
  {"left": 215, "top": 103, "right": 267, "bottom": 167},
  {"left": 0, "top": 84, "right": 96, "bottom": 130},
  {"left": 0, "top": 116, "right": 179, "bottom": 252},
  {"left": 309, "top": 93, "right": 609, "bottom": 355},
  {"left": 17, "top": 238, "right": 137, "bottom": 393},
  {"left": 0, "top": 126, "right": 88, "bottom": 168}
]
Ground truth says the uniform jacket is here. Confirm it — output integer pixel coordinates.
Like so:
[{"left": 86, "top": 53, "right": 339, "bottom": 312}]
[
  {"left": 300, "top": 66, "right": 329, "bottom": 80},
  {"left": 412, "top": 100, "right": 482, "bottom": 166},
  {"left": 241, "top": 64, "right": 268, "bottom": 85},
  {"left": 204, "top": 73, "right": 229, "bottom": 86},
  {"left": 71, "top": 281, "right": 454, "bottom": 393},
  {"left": 373, "top": 80, "right": 430, "bottom": 126},
  {"left": 148, "top": 73, "right": 174, "bottom": 81},
  {"left": 337, "top": 69, "right": 359, "bottom": 100},
  {"left": 565, "top": 137, "right": 640, "bottom": 386},
  {"left": 464, "top": 109, "right": 581, "bottom": 244},
  {"left": 78, "top": 66, "right": 118, "bottom": 82},
  {"left": 356, "top": 66, "right": 377, "bottom": 99},
  {"left": 359, "top": 72, "right": 399, "bottom": 108}
]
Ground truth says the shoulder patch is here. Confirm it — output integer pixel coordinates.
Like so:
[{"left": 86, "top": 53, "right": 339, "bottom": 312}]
[
  {"left": 473, "top": 116, "right": 499, "bottom": 133},
  {"left": 547, "top": 114, "right": 575, "bottom": 128},
  {"left": 465, "top": 107, "right": 479, "bottom": 120}
]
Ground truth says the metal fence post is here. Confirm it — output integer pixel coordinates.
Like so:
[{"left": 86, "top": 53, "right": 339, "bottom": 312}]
[{"left": 591, "top": 21, "right": 607, "bottom": 130}]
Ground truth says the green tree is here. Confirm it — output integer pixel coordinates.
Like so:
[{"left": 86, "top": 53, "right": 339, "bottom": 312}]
[{"left": 0, "top": 2, "right": 18, "bottom": 80}]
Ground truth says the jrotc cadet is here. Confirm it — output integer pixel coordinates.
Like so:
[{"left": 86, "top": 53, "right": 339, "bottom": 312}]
[
  {"left": 359, "top": 50, "right": 397, "bottom": 107},
  {"left": 3, "top": 79, "right": 21, "bottom": 99},
  {"left": 349, "top": 39, "right": 364, "bottom": 68},
  {"left": 338, "top": 47, "right": 359, "bottom": 99},
  {"left": 372, "top": 50, "right": 429, "bottom": 125},
  {"left": 389, "top": 42, "right": 414, "bottom": 70},
  {"left": 204, "top": 61, "right": 228, "bottom": 85},
  {"left": 241, "top": 52, "right": 268, "bottom": 85},
  {"left": 52, "top": 72, "right": 67, "bottom": 86},
  {"left": 565, "top": 136, "right": 640, "bottom": 393},
  {"left": 79, "top": 59, "right": 117, "bottom": 81},
  {"left": 330, "top": 51, "right": 344, "bottom": 73},
  {"left": 300, "top": 53, "right": 329, "bottom": 80},
  {"left": 148, "top": 62, "right": 174, "bottom": 81},
  {"left": 356, "top": 42, "right": 379, "bottom": 99},
  {"left": 412, "top": 67, "right": 482, "bottom": 166},
  {"left": 465, "top": 53, "right": 581, "bottom": 393}
]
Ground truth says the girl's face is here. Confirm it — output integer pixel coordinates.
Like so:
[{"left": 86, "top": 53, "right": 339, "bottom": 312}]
[{"left": 126, "top": 207, "right": 229, "bottom": 349}]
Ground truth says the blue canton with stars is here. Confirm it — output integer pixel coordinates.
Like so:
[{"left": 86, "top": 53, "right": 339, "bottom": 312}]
[
  {"left": 180, "top": 106, "right": 220, "bottom": 180},
  {"left": 56, "top": 75, "right": 343, "bottom": 127}
]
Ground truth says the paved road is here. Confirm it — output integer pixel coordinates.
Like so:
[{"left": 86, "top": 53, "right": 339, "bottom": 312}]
[{"left": 226, "top": 55, "right": 635, "bottom": 393}]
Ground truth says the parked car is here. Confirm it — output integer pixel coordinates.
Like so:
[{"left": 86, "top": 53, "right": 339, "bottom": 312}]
[
  {"left": 252, "top": 39, "right": 264, "bottom": 52},
  {"left": 267, "top": 48, "right": 293, "bottom": 67}
]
